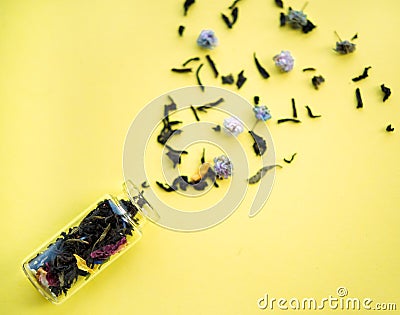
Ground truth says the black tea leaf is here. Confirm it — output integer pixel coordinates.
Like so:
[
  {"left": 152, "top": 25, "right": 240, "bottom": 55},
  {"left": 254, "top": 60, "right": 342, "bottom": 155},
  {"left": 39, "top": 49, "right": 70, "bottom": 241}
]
[
  {"left": 205, "top": 55, "right": 219, "bottom": 78},
  {"left": 305, "top": 105, "right": 321, "bottom": 118},
  {"left": 182, "top": 57, "right": 200, "bottom": 66},
  {"left": 302, "top": 67, "right": 316, "bottom": 72},
  {"left": 254, "top": 96, "right": 260, "bottom": 105},
  {"left": 277, "top": 118, "right": 301, "bottom": 124},
  {"left": 165, "top": 145, "right": 188, "bottom": 168},
  {"left": 183, "top": 0, "right": 195, "bottom": 16},
  {"left": 302, "top": 20, "right": 316, "bottom": 33},
  {"left": 275, "top": 0, "right": 284, "bottom": 8},
  {"left": 386, "top": 124, "right": 394, "bottom": 132},
  {"left": 355, "top": 88, "right": 363, "bottom": 108},
  {"left": 236, "top": 70, "right": 247, "bottom": 89},
  {"left": 171, "top": 68, "right": 192, "bottom": 73},
  {"left": 381, "top": 84, "right": 391, "bottom": 102},
  {"left": 249, "top": 131, "right": 267, "bottom": 156},
  {"left": 312, "top": 75, "right": 325, "bottom": 89},
  {"left": 190, "top": 105, "right": 200, "bottom": 121},
  {"left": 222, "top": 74, "right": 234, "bottom": 84},
  {"left": 279, "top": 12, "right": 286, "bottom": 26},
  {"left": 248, "top": 165, "right": 282, "bottom": 184},
  {"left": 254, "top": 53, "right": 270, "bottom": 79},
  {"left": 195, "top": 97, "right": 224, "bottom": 112},
  {"left": 178, "top": 25, "right": 185, "bottom": 36},
  {"left": 284, "top": 153, "right": 297, "bottom": 163},
  {"left": 212, "top": 125, "right": 221, "bottom": 132},
  {"left": 352, "top": 66, "right": 371, "bottom": 82},
  {"left": 291, "top": 98, "right": 297, "bottom": 118},
  {"left": 196, "top": 63, "right": 205, "bottom": 92},
  {"left": 141, "top": 181, "right": 150, "bottom": 188}
]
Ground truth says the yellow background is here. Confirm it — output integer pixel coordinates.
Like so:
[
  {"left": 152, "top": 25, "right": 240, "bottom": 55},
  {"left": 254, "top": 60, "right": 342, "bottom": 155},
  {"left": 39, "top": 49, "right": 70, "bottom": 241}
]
[{"left": 1, "top": 0, "right": 399, "bottom": 314}]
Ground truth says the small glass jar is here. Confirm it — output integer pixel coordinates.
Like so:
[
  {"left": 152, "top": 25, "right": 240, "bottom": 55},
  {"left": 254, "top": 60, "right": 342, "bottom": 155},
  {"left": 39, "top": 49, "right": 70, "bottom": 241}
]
[{"left": 22, "top": 181, "right": 159, "bottom": 304}]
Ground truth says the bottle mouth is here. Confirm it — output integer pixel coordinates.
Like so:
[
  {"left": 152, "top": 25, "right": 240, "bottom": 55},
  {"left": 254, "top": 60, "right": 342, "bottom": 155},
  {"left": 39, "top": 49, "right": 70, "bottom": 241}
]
[{"left": 123, "top": 180, "right": 160, "bottom": 222}]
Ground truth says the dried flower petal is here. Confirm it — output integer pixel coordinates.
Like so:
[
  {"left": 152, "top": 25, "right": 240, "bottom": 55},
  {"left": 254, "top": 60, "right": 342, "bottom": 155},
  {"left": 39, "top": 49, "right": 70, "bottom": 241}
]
[
  {"left": 249, "top": 131, "right": 267, "bottom": 156},
  {"left": 253, "top": 105, "right": 271, "bottom": 121},
  {"left": 223, "top": 117, "right": 244, "bottom": 136},
  {"left": 213, "top": 155, "right": 232, "bottom": 179},
  {"left": 197, "top": 30, "right": 218, "bottom": 49},
  {"left": 287, "top": 7, "right": 307, "bottom": 29},
  {"left": 73, "top": 254, "right": 99, "bottom": 274},
  {"left": 89, "top": 237, "right": 128, "bottom": 260},
  {"left": 334, "top": 40, "right": 356, "bottom": 54},
  {"left": 273, "top": 50, "right": 294, "bottom": 72}
]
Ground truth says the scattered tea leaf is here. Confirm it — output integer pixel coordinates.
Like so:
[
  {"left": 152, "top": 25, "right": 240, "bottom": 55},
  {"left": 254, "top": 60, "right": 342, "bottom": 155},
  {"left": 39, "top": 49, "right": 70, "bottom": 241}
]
[
  {"left": 254, "top": 53, "right": 270, "bottom": 79},
  {"left": 171, "top": 68, "right": 192, "bottom": 73},
  {"left": 279, "top": 12, "right": 286, "bottom": 26},
  {"left": 178, "top": 25, "right": 185, "bottom": 36},
  {"left": 352, "top": 66, "right": 371, "bottom": 82},
  {"left": 381, "top": 84, "right": 391, "bottom": 102},
  {"left": 222, "top": 74, "right": 234, "bottom": 84},
  {"left": 355, "top": 88, "right": 363, "bottom": 108},
  {"left": 171, "top": 176, "right": 190, "bottom": 191},
  {"left": 205, "top": 55, "right": 219, "bottom": 78},
  {"left": 305, "top": 105, "right": 321, "bottom": 118},
  {"left": 165, "top": 145, "right": 188, "bottom": 168},
  {"left": 312, "top": 75, "right": 325, "bottom": 89},
  {"left": 248, "top": 165, "right": 282, "bottom": 184},
  {"left": 302, "top": 20, "right": 316, "bottom": 33},
  {"left": 229, "top": 0, "right": 241, "bottom": 9},
  {"left": 190, "top": 105, "right": 200, "bottom": 121},
  {"left": 221, "top": 13, "right": 233, "bottom": 28},
  {"left": 302, "top": 67, "right": 316, "bottom": 72},
  {"left": 284, "top": 153, "right": 297, "bottom": 163},
  {"left": 236, "top": 70, "right": 247, "bottom": 89},
  {"left": 249, "top": 131, "right": 267, "bottom": 156},
  {"left": 386, "top": 124, "right": 394, "bottom": 132},
  {"left": 182, "top": 57, "right": 200, "bottom": 66},
  {"left": 351, "top": 33, "right": 358, "bottom": 40},
  {"left": 254, "top": 96, "right": 260, "bottom": 105},
  {"left": 291, "top": 98, "right": 297, "bottom": 118},
  {"left": 277, "top": 118, "right": 301, "bottom": 124},
  {"left": 196, "top": 63, "right": 205, "bottom": 92},
  {"left": 212, "top": 125, "right": 221, "bottom": 132},
  {"left": 156, "top": 181, "right": 175, "bottom": 192},
  {"left": 183, "top": 0, "right": 195, "bottom": 16},
  {"left": 275, "top": 0, "right": 284, "bottom": 8},
  {"left": 195, "top": 97, "right": 224, "bottom": 112},
  {"left": 141, "top": 181, "right": 150, "bottom": 189}
]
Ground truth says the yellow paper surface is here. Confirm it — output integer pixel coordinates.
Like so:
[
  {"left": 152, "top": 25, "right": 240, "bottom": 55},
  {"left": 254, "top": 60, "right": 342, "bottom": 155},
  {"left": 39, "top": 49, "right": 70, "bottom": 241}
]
[{"left": 1, "top": 0, "right": 399, "bottom": 314}]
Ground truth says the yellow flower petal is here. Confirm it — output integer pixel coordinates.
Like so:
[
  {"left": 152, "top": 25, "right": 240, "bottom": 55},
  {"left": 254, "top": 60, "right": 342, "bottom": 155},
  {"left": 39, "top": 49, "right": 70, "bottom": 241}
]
[{"left": 73, "top": 254, "right": 99, "bottom": 275}]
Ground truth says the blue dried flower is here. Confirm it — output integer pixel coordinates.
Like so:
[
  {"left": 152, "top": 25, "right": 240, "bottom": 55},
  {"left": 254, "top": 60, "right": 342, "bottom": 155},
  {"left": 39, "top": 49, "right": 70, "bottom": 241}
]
[
  {"left": 223, "top": 117, "right": 244, "bottom": 136},
  {"left": 273, "top": 50, "right": 294, "bottom": 72},
  {"left": 253, "top": 105, "right": 271, "bottom": 121},
  {"left": 197, "top": 30, "right": 218, "bottom": 49},
  {"left": 213, "top": 155, "right": 232, "bottom": 179}
]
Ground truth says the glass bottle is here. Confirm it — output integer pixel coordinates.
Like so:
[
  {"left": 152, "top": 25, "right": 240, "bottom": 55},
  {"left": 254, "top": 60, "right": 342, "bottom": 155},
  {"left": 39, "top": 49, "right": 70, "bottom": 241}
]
[{"left": 22, "top": 181, "right": 159, "bottom": 304}]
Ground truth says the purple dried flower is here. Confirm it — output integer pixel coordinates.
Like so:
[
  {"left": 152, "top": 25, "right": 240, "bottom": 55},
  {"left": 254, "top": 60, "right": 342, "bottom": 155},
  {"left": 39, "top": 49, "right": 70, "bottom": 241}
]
[
  {"left": 197, "top": 30, "right": 218, "bottom": 49},
  {"left": 90, "top": 237, "right": 128, "bottom": 260},
  {"left": 253, "top": 105, "right": 271, "bottom": 121},
  {"left": 213, "top": 155, "right": 232, "bottom": 179},
  {"left": 223, "top": 117, "right": 244, "bottom": 136},
  {"left": 273, "top": 50, "right": 294, "bottom": 72}
]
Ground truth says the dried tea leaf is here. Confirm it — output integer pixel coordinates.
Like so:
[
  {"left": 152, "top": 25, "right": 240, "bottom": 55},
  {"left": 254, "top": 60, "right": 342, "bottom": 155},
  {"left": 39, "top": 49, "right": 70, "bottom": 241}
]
[
  {"left": 355, "top": 88, "right": 363, "bottom": 108},
  {"left": 275, "top": 0, "right": 284, "bottom": 8},
  {"left": 222, "top": 74, "right": 234, "bottom": 84},
  {"left": 312, "top": 75, "right": 325, "bottom": 89},
  {"left": 196, "top": 63, "right": 205, "bottom": 92},
  {"left": 236, "top": 70, "right": 247, "bottom": 89},
  {"left": 190, "top": 105, "right": 200, "bottom": 121},
  {"left": 212, "top": 125, "right": 221, "bottom": 132},
  {"left": 156, "top": 181, "right": 175, "bottom": 192},
  {"left": 302, "top": 67, "right": 316, "bottom": 72},
  {"left": 171, "top": 68, "right": 192, "bottom": 73},
  {"left": 178, "top": 25, "right": 185, "bottom": 36},
  {"left": 277, "top": 118, "right": 301, "bottom": 124},
  {"left": 254, "top": 53, "right": 270, "bottom": 79},
  {"left": 381, "top": 84, "right": 391, "bottom": 102},
  {"left": 352, "top": 66, "right": 371, "bottom": 82},
  {"left": 284, "top": 153, "right": 297, "bottom": 163},
  {"left": 165, "top": 144, "right": 188, "bottom": 168},
  {"left": 279, "top": 12, "right": 286, "bottom": 26},
  {"left": 195, "top": 97, "right": 224, "bottom": 112},
  {"left": 182, "top": 57, "right": 200, "bottom": 66},
  {"left": 291, "top": 98, "right": 297, "bottom": 118},
  {"left": 386, "top": 124, "right": 394, "bottom": 132},
  {"left": 206, "top": 55, "right": 219, "bottom": 78},
  {"left": 305, "top": 105, "right": 321, "bottom": 118},
  {"left": 183, "top": 0, "right": 195, "bottom": 16},
  {"left": 249, "top": 131, "right": 267, "bottom": 156},
  {"left": 248, "top": 165, "right": 282, "bottom": 184}
]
